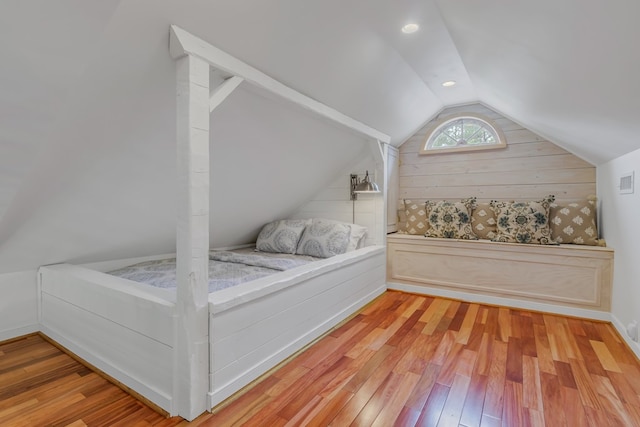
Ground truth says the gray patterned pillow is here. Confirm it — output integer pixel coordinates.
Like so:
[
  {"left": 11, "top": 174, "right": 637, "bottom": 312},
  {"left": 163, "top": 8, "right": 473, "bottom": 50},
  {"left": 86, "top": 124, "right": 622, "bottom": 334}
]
[
  {"left": 425, "top": 198, "right": 478, "bottom": 240},
  {"left": 296, "top": 219, "right": 351, "bottom": 258},
  {"left": 307, "top": 218, "right": 366, "bottom": 251},
  {"left": 491, "top": 195, "right": 555, "bottom": 245},
  {"left": 256, "top": 219, "right": 309, "bottom": 254}
]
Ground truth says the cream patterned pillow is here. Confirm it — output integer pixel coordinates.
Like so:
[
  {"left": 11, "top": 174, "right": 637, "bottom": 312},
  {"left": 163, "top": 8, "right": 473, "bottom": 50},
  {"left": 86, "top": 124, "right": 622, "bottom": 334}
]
[
  {"left": 550, "top": 196, "right": 599, "bottom": 245},
  {"left": 256, "top": 219, "right": 310, "bottom": 254},
  {"left": 404, "top": 199, "right": 429, "bottom": 235},
  {"left": 296, "top": 219, "right": 351, "bottom": 258},
  {"left": 425, "top": 198, "right": 478, "bottom": 240},
  {"left": 491, "top": 196, "right": 555, "bottom": 245},
  {"left": 471, "top": 202, "right": 497, "bottom": 240}
]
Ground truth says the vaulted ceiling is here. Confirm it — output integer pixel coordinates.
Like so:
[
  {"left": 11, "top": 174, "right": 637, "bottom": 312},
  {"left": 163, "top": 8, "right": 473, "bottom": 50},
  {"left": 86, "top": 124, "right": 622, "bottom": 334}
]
[{"left": 0, "top": 0, "right": 638, "bottom": 273}]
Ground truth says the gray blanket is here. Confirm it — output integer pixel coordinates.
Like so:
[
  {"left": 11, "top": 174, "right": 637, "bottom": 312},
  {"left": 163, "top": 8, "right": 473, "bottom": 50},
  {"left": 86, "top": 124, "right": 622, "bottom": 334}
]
[{"left": 108, "top": 248, "right": 317, "bottom": 293}]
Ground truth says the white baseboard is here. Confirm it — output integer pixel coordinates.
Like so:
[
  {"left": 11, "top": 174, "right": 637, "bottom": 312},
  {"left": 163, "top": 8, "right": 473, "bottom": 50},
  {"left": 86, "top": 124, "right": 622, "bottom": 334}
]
[
  {"left": 387, "top": 282, "right": 612, "bottom": 321},
  {"left": 0, "top": 324, "right": 39, "bottom": 342},
  {"left": 610, "top": 315, "right": 640, "bottom": 361}
]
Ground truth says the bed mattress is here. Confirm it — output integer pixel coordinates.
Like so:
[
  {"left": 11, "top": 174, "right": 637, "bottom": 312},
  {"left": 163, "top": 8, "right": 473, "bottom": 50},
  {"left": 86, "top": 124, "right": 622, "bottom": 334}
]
[{"left": 107, "top": 247, "right": 320, "bottom": 293}]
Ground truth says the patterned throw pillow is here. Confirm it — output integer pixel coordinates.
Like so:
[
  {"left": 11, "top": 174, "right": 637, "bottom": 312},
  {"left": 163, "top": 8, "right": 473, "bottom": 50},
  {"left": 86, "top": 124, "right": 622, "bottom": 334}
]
[
  {"left": 425, "top": 198, "right": 478, "bottom": 240},
  {"left": 296, "top": 219, "right": 351, "bottom": 258},
  {"left": 549, "top": 196, "right": 599, "bottom": 245},
  {"left": 404, "top": 199, "right": 429, "bottom": 235},
  {"left": 491, "top": 196, "right": 555, "bottom": 244},
  {"left": 256, "top": 219, "right": 309, "bottom": 254},
  {"left": 309, "top": 218, "right": 366, "bottom": 252},
  {"left": 397, "top": 206, "right": 408, "bottom": 234},
  {"left": 471, "top": 202, "right": 497, "bottom": 240}
]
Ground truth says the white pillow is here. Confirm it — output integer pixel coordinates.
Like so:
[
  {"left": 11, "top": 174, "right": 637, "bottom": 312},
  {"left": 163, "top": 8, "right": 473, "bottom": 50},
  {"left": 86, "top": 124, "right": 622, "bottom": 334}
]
[
  {"left": 256, "top": 219, "right": 309, "bottom": 254},
  {"left": 348, "top": 223, "right": 367, "bottom": 251},
  {"left": 296, "top": 219, "right": 352, "bottom": 258}
]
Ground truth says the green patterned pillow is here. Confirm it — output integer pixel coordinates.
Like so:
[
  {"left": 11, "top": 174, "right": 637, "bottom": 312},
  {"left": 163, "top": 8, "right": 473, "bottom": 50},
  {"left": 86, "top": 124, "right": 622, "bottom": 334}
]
[
  {"left": 491, "top": 196, "right": 556, "bottom": 245},
  {"left": 425, "top": 198, "right": 478, "bottom": 240}
]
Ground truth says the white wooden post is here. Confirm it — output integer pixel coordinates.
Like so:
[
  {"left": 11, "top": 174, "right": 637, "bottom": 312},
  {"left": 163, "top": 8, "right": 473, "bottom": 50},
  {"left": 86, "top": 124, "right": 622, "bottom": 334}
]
[
  {"left": 380, "top": 141, "right": 390, "bottom": 244},
  {"left": 169, "top": 25, "right": 390, "bottom": 418},
  {"left": 174, "top": 54, "right": 210, "bottom": 420}
]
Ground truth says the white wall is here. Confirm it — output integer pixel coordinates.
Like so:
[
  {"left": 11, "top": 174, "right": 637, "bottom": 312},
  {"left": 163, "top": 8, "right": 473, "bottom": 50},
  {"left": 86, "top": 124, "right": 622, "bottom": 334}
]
[
  {"left": 292, "top": 147, "right": 384, "bottom": 246},
  {"left": 598, "top": 148, "right": 640, "bottom": 356},
  {"left": 0, "top": 270, "right": 38, "bottom": 341}
]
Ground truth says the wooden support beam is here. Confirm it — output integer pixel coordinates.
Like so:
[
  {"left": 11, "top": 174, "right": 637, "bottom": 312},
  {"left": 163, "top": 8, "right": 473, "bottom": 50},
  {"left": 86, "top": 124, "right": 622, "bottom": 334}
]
[
  {"left": 210, "top": 76, "right": 243, "bottom": 113},
  {"left": 174, "top": 54, "right": 210, "bottom": 421},
  {"left": 169, "top": 25, "right": 390, "bottom": 144}
]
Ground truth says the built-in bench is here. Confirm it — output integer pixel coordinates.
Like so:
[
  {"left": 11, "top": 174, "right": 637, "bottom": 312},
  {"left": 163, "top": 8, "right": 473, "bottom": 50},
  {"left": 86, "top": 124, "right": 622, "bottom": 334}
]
[{"left": 386, "top": 233, "right": 614, "bottom": 314}]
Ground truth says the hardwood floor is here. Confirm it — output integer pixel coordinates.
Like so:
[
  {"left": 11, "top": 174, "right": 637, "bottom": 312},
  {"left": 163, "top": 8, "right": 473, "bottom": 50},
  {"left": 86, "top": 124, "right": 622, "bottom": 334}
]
[
  {"left": 0, "top": 334, "right": 172, "bottom": 426},
  {"left": 3, "top": 291, "right": 640, "bottom": 426}
]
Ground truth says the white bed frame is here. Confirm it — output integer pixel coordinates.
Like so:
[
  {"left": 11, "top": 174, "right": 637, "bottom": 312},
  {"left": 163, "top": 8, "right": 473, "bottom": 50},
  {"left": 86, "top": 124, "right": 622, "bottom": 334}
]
[
  {"left": 38, "top": 26, "right": 390, "bottom": 420},
  {"left": 207, "top": 246, "right": 385, "bottom": 408},
  {"left": 38, "top": 246, "right": 385, "bottom": 416}
]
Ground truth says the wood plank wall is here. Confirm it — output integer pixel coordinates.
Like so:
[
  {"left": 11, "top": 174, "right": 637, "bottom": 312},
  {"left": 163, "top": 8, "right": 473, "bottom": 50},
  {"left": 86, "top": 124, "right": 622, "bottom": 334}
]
[{"left": 398, "top": 104, "right": 596, "bottom": 208}]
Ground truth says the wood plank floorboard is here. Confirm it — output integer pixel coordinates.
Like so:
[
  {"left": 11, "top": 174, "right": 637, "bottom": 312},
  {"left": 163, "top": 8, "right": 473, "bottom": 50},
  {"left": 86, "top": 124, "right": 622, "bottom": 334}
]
[{"left": 2, "top": 291, "right": 640, "bottom": 426}]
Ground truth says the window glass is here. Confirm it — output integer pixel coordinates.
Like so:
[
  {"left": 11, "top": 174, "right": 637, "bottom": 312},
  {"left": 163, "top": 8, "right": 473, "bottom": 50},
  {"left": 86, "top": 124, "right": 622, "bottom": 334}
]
[{"left": 421, "top": 114, "right": 506, "bottom": 155}]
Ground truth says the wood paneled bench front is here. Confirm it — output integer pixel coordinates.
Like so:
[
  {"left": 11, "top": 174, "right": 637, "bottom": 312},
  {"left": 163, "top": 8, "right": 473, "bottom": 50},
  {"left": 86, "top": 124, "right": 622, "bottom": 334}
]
[{"left": 386, "top": 233, "right": 614, "bottom": 314}]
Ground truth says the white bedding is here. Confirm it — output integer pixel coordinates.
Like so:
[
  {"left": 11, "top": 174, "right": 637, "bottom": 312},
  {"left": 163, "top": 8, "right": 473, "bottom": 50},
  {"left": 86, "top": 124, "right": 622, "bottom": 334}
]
[{"left": 107, "top": 247, "right": 320, "bottom": 293}]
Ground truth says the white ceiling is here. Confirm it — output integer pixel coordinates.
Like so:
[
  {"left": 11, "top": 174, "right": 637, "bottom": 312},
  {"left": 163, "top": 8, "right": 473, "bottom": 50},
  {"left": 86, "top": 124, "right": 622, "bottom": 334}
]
[{"left": 0, "top": 0, "right": 638, "bottom": 272}]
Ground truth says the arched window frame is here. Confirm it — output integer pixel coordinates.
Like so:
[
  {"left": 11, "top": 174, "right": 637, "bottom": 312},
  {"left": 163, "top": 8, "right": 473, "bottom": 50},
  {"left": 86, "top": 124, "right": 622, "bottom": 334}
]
[{"left": 419, "top": 113, "right": 507, "bottom": 155}]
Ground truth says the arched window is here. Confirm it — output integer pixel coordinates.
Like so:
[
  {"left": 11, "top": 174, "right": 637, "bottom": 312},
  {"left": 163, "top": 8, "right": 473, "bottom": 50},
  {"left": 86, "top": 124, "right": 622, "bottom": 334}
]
[{"left": 420, "top": 113, "right": 506, "bottom": 155}]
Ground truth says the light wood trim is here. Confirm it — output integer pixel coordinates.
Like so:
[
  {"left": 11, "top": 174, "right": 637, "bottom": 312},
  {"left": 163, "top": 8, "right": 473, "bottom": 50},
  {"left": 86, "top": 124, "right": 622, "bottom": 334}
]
[
  {"left": 399, "top": 183, "right": 596, "bottom": 201},
  {"left": 400, "top": 168, "right": 595, "bottom": 187},
  {"left": 387, "top": 234, "right": 613, "bottom": 312},
  {"left": 401, "top": 140, "right": 570, "bottom": 163},
  {"left": 420, "top": 143, "right": 506, "bottom": 155}
]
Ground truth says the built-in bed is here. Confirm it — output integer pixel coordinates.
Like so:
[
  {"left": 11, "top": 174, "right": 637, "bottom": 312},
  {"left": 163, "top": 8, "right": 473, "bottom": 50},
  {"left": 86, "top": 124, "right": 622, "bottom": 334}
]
[
  {"left": 39, "top": 244, "right": 385, "bottom": 415},
  {"left": 38, "top": 25, "right": 391, "bottom": 420}
]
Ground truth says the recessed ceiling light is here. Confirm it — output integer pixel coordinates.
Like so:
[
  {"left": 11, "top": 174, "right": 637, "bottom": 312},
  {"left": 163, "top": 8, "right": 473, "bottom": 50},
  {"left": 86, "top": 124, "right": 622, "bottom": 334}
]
[
  {"left": 401, "top": 23, "right": 419, "bottom": 34},
  {"left": 442, "top": 80, "right": 457, "bottom": 87}
]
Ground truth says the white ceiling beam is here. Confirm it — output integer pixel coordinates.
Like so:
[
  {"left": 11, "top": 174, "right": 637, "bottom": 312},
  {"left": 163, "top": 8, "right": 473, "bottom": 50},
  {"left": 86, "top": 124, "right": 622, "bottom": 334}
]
[
  {"left": 209, "top": 76, "right": 243, "bottom": 113},
  {"left": 169, "top": 25, "right": 390, "bottom": 144}
]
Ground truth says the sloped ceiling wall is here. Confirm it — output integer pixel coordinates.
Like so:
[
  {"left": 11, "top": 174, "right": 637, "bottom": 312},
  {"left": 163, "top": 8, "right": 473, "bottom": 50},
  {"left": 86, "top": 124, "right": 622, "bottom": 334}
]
[
  {"left": 435, "top": 0, "right": 640, "bottom": 163},
  {"left": 0, "top": 0, "right": 639, "bottom": 274},
  {"left": 209, "top": 86, "right": 371, "bottom": 248},
  {"left": 0, "top": 0, "right": 384, "bottom": 274}
]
